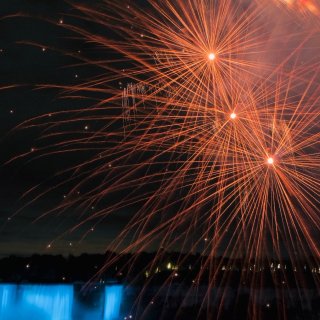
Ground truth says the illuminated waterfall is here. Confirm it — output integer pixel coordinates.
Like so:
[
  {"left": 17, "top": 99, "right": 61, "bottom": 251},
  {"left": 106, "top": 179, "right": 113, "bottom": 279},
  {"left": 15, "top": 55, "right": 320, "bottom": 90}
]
[
  {"left": 0, "top": 285, "right": 16, "bottom": 317},
  {"left": 0, "top": 284, "right": 124, "bottom": 319},
  {"left": 104, "top": 285, "right": 123, "bottom": 320},
  {"left": 20, "top": 285, "right": 73, "bottom": 320}
]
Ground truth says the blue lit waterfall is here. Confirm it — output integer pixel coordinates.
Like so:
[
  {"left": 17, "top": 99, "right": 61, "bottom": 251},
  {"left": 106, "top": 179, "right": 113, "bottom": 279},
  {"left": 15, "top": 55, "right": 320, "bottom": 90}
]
[
  {"left": 0, "top": 284, "right": 16, "bottom": 318},
  {"left": 20, "top": 285, "right": 73, "bottom": 320},
  {"left": 104, "top": 285, "right": 123, "bottom": 320},
  {"left": 0, "top": 284, "right": 124, "bottom": 319}
]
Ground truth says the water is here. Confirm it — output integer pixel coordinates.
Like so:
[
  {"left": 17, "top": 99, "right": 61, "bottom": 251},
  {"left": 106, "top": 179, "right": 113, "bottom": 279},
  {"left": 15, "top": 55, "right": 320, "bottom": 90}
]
[
  {"left": 0, "top": 284, "right": 124, "bottom": 320},
  {"left": 0, "top": 284, "right": 16, "bottom": 318},
  {"left": 0, "top": 283, "right": 315, "bottom": 319},
  {"left": 20, "top": 285, "right": 73, "bottom": 320},
  {"left": 104, "top": 285, "right": 123, "bottom": 320}
]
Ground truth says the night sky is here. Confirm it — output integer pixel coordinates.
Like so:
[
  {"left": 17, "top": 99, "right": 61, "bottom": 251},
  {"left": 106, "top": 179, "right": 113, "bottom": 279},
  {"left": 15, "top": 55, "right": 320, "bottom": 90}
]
[
  {"left": 0, "top": 0, "right": 131, "bottom": 256},
  {"left": 0, "top": 1, "right": 319, "bottom": 259}
]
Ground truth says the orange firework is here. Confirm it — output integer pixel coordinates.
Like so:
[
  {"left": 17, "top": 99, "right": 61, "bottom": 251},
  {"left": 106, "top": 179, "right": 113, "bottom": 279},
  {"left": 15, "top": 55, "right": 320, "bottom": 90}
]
[
  {"left": 280, "top": 0, "right": 320, "bottom": 15},
  {"left": 10, "top": 0, "right": 320, "bottom": 319},
  {"left": 257, "top": 0, "right": 320, "bottom": 23}
]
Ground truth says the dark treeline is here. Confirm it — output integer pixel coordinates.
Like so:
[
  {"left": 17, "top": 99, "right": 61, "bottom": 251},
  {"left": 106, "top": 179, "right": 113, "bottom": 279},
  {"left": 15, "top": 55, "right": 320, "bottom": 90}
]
[{"left": 0, "top": 252, "right": 318, "bottom": 287}]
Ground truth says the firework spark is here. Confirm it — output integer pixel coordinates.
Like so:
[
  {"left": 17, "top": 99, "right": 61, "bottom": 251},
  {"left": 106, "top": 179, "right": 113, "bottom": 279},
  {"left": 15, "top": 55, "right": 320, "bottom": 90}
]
[{"left": 10, "top": 0, "right": 320, "bottom": 318}]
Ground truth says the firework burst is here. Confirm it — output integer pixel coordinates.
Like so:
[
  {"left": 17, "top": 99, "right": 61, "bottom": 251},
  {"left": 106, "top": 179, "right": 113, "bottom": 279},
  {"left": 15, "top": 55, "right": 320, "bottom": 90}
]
[{"left": 10, "top": 0, "right": 320, "bottom": 318}]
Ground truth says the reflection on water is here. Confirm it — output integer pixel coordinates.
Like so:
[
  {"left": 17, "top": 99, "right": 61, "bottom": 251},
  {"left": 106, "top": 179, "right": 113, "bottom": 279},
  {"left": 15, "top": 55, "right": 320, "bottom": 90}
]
[{"left": 0, "top": 284, "right": 124, "bottom": 320}]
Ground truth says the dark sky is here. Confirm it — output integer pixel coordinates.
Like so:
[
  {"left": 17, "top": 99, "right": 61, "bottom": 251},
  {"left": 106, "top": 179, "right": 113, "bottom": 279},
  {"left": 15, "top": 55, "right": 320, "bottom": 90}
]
[
  {"left": 0, "top": 0, "right": 230, "bottom": 258},
  {"left": 0, "top": 0, "right": 131, "bottom": 256},
  {"left": 0, "top": 0, "right": 319, "bottom": 259}
]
